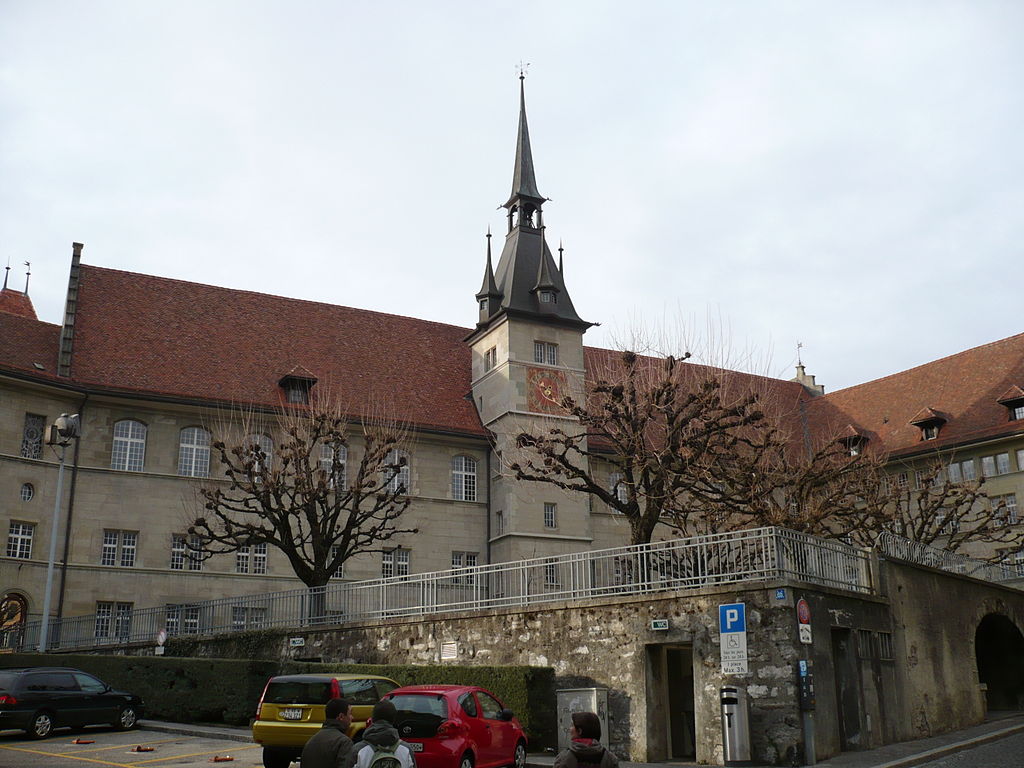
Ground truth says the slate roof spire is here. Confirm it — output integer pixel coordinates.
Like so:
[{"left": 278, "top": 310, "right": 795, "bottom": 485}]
[{"left": 469, "top": 75, "right": 591, "bottom": 337}]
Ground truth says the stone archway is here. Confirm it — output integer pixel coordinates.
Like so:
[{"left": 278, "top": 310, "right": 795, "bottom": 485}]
[
  {"left": 0, "top": 593, "right": 28, "bottom": 651},
  {"left": 975, "top": 612, "right": 1024, "bottom": 710}
]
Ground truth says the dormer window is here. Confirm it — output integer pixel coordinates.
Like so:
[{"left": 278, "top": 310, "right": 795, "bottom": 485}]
[
  {"left": 837, "top": 425, "right": 868, "bottom": 456},
  {"left": 479, "top": 299, "right": 487, "bottom": 312},
  {"left": 997, "top": 386, "right": 1024, "bottom": 421},
  {"left": 279, "top": 369, "right": 317, "bottom": 405},
  {"left": 539, "top": 290, "right": 556, "bottom": 304},
  {"left": 909, "top": 407, "right": 947, "bottom": 442}
]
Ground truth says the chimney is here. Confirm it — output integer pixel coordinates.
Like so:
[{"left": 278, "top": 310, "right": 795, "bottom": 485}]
[{"left": 792, "top": 364, "right": 825, "bottom": 396}]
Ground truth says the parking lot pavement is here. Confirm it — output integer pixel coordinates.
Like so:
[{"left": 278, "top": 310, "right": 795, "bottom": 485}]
[{"left": 0, "top": 727, "right": 263, "bottom": 767}]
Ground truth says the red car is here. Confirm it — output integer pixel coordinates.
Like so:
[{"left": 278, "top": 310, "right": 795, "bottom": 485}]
[{"left": 383, "top": 685, "right": 527, "bottom": 768}]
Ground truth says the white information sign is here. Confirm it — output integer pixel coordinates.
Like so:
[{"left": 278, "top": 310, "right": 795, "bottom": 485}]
[
  {"left": 719, "top": 602, "right": 749, "bottom": 674},
  {"left": 799, "top": 624, "right": 813, "bottom": 644}
]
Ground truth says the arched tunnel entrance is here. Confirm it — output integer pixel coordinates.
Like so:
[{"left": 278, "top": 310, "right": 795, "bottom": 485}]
[{"left": 975, "top": 613, "right": 1024, "bottom": 710}]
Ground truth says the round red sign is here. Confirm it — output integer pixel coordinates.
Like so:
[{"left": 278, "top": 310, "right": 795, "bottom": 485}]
[{"left": 796, "top": 598, "right": 811, "bottom": 624}]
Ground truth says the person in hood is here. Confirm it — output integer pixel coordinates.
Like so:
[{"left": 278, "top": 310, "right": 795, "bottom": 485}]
[
  {"left": 301, "top": 697, "right": 358, "bottom": 768},
  {"left": 554, "top": 711, "right": 619, "bottom": 768},
  {"left": 355, "top": 700, "right": 417, "bottom": 768}
]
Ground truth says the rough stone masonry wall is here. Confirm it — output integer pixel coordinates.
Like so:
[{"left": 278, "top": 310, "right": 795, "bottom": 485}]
[{"left": 181, "top": 581, "right": 813, "bottom": 765}]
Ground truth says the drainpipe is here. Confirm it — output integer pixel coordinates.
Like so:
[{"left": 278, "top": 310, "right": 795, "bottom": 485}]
[
  {"left": 56, "top": 394, "right": 87, "bottom": 619},
  {"left": 485, "top": 449, "right": 492, "bottom": 564}
]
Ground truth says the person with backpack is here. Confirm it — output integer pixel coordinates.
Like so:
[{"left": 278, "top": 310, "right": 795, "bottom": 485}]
[
  {"left": 554, "top": 711, "right": 619, "bottom": 768},
  {"left": 301, "top": 697, "right": 358, "bottom": 768},
  {"left": 355, "top": 700, "right": 416, "bottom": 768}
]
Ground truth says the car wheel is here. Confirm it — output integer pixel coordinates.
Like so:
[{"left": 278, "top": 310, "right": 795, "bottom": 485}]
[
  {"left": 460, "top": 752, "right": 474, "bottom": 768},
  {"left": 512, "top": 740, "right": 527, "bottom": 768},
  {"left": 115, "top": 705, "right": 139, "bottom": 730},
  {"left": 27, "top": 710, "right": 54, "bottom": 739},
  {"left": 262, "top": 746, "right": 295, "bottom": 768}
]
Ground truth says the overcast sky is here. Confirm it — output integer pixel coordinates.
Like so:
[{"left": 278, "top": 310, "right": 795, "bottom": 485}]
[{"left": 2, "top": 1, "right": 1021, "bottom": 392}]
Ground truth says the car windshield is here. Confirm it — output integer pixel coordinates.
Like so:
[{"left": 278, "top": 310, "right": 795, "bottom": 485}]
[
  {"left": 0, "top": 672, "right": 18, "bottom": 690},
  {"left": 265, "top": 680, "right": 333, "bottom": 705}
]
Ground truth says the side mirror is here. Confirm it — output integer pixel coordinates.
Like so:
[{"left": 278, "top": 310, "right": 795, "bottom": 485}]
[{"left": 498, "top": 709, "right": 514, "bottom": 721}]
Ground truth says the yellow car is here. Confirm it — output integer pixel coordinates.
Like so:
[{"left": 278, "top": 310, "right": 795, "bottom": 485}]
[{"left": 253, "top": 673, "right": 399, "bottom": 768}]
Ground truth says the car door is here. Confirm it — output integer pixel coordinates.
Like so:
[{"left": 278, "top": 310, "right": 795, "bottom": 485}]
[
  {"left": 72, "top": 672, "right": 117, "bottom": 726},
  {"left": 475, "top": 690, "right": 513, "bottom": 767},
  {"left": 457, "top": 692, "right": 493, "bottom": 765},
  {"left": 23, "top": 672, "right": 82, "bottom": 727}
]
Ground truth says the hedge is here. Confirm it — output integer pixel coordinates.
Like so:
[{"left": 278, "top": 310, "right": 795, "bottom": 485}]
[{"left": 0, "top": 654, "right": 556, "bottom": 748}]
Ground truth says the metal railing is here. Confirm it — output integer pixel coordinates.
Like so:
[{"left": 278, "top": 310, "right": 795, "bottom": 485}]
[
  {"left": 7, "top": 526, "right": 872, "bottom": 652},
  {"left": 875, "top": 532, "right": 1024, "bottom": 583}
]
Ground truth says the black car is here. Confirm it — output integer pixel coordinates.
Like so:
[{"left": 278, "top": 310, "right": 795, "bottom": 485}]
[{"left": 0, "top": 667, "right": 144, "bottom": 738}]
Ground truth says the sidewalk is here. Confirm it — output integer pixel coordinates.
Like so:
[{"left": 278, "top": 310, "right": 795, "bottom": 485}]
[{"left": 142, "top": 711, "right": 1024, "bottom": 768}]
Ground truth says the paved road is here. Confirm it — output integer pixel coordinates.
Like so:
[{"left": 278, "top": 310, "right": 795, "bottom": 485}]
[
  {"left": 0, "top": 726, "right": 263, "bottom": 767},
  {"left": 915, "top": 728, "right": 1024, "bottom": 768}
]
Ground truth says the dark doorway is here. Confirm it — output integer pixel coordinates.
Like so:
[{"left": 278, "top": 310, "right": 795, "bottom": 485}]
[
  {"left": 831, "top": 628, "right": 862, "bottom": 750},
  {"left": 665, "top": 648, "right": 696, "bottom": 758},
  {"left": 975, "top": 613, "right": 1024, "bottom": 710}
]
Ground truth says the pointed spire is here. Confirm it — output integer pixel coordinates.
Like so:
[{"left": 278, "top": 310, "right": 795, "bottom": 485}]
[
  {"left": 475, "top": 225, "right": 499, "bottom": 303},
  {"left": 532, "top": 226, "right": 559, "bottom": 294},
  {"left": 503, "top": 73, "right": 544, "bottom": 209},
  {"left": 558, "top": 241, "right": 564, "bottom": 274}
]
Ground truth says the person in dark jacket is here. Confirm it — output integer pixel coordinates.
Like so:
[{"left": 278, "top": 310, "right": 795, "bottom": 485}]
[
  {"left": 301, "top": 697, "right": 357, "bottom": 768},
  {"left": 354, "top": 700, "right": 416, "bottom": 768},
  {"left": 553, "top": 711, "right": 619, "bottom": 768}
]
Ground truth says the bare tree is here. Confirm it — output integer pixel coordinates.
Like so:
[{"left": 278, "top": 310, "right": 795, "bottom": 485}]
[
  {"left": 509, "top": 349, "right": 772, "bottom": 544},
  {"left": 187, "top": 392, "right": 417, "bottom": 595}
]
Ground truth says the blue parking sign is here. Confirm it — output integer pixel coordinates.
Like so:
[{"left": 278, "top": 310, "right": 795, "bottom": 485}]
[{"left": 719, "top": 602, "right": 746, "bottom": 633}]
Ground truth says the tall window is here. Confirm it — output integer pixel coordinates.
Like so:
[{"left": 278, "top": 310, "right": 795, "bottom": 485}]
[
  {"left": 95, "top": 601, "right": 133, "bottom": 641},
  {"left": 246, "top": 434, "right": 274, "bottom": 473},
  {"left": 484, "top": 347, "right": 497, "bottom": 372},
  {"left": 451, "top": 456, "right": 477, "bottom": 501},
  {"left": 495, "top": 510, "right": 505, "bottom": 536},
  {"left": 993, "top": 494, "right": 1019, "bottom": 526},
  {"left": 543, "top": 502, "right": 557, "bottom": 529},
  {"left": 1018, "top": 450, "right": 1024, "bottom": 473},
  {"left": 20, "top": 413, "right": 45, "bottom": 459},
  {"left": 382, "top": 548, "right": 410, "bottom": 579},
  {"left": 1012, "top": 405, "right": 1024, "bottom": 421},
  {"left": 111, "top": 419, "right": 147, "bottom": 472},
  {"left": 178, "top": 427, "right": 211, "bottom": 477},
  {"left": 543, "top": 559, "right": 560, "bottom": 588},
  {"left": 236, "top": 542, "right": 268, "bottom": 574},
  {"left": 101, "top": 530, "right": 137, "bottom": 567},
  {"left": 451, "top": 551, "right": 478, "bottom": 585},
  {"left": 166, "top": 604, "right": 201, "bottom": 636},
  {"left": 170, "top": 534, "right": 202, "bottom": 571},
  {"left": 981, "top": 453, "right": 1011, "bottom": 477},
  {"left": 533, "top": 341, "right": 558, "bottom": 366},
  {"left": 947, "top": 459, "right": 976, "bottom": 483},
  {"left": 319, "top": 443, "right": 347, "bottom": 490},
  {"left": 5, "top": 522, "right": 34, "bottom": 559},
  {"left": 385, "top": 449, "right": 410, "bottom": 494},
  {"left": 609, "top": 472, "right": 627, "bottom": 505}
]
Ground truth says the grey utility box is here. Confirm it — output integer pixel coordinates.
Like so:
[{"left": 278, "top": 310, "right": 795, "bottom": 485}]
[
  {"left": 720, "top": 685, "right": 752, "bottom": 766},
  {"left": 556, "top": 687, "right": 609, "bottom": 752}
]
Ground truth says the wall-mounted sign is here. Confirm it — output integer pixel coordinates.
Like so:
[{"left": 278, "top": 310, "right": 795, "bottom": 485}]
[
  {"left": 440, "top": 641, "right": 458, "bottom": 660},
  {"left": 289, "top": 637, "right": 306, "bottom": 648},
  {"left": 650, "top": 619, "right": 669, "bottom": 631},
  {"left": 796, "top": 598, "right": 812, "bottom": 645}
]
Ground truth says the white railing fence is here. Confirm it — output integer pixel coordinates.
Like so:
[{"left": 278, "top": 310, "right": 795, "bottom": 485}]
[
  {"left": 875, "top": 532, "right": 1024, "bottom": 583},
  {"left": 6, "top": 526, "right": 872, "bottom": 653}
]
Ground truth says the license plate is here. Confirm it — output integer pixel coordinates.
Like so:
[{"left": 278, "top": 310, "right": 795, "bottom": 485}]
[
  {"left": 281, "top": 708, "right": 303, "bottom": 720},
  {"left": 408, "top": 743, "right": 424, "bottom": 752}
]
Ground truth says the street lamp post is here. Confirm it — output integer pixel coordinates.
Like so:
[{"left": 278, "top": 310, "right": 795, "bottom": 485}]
[{"left": 38, "top": 413, "right": 80, "bottom": 653}]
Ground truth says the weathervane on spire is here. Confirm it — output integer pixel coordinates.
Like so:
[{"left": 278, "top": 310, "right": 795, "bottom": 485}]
[
  {"left": 516, "top": 60, "right": 530, "bottom": 80},
  {"left": 797, "top": 341, "right": 804, "bottom": 366}
]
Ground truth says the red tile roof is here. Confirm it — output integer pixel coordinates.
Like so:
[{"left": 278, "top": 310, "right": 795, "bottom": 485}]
[
  {"left": 0, "top": 311, "right": 60, "bottom": 379},
  {"left": 0, "top": 288, "right": 37, "bottom": 320},
  {"left": 67, "top": 265, "right": 486, "bottom": 435},
  {"left": 817, "top": 332, "right": 1024, "bottom": 458}
]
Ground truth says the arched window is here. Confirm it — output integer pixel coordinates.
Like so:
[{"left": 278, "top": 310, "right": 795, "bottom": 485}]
[
  {"left": 111, "top": 419, "right": 147, "bottom": 472},
  {"left": 609, "top": 472, "right": 628, "bottom": 505},
  {"left": 451, "top": 455, "right": 477, "bottom": 501},
  {"left": 385, "top": 449, "right": 410, "bottom": 494},
  {"left": 178, "top": 427, "right": 211, "bottom": 478},
  {"left": 320, "top": 442, "right": 348, "bottom": 490},
  {"left": 246, "top": 434, "right": 274, "bottom": 474},
  {"left": 0, "top": 593, "right": 28, "bottom": 650}
]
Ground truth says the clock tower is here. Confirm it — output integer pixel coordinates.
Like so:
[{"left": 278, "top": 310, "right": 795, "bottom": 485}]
[{"left": 466, "top": 75, "right": 594, "bottom": 563}]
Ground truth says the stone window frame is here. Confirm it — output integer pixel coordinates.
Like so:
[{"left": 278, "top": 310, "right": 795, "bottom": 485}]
[
  {"left": 111, "top": 418, "right": 147, "bottom": 472},
  {"left": 101, "top": 529, "right": 138, "bottom": 568},
  {"left": 178, "top": 426, "right": 211, "bottom": 478},
  {"left": 451, "top": 455, "right": 478, "bottom": 502},
  {"left": 5, "top": 521, "right": 34, "bottom": 559}
]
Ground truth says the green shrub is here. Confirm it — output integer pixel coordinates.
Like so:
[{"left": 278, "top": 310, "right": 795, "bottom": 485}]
[{"left": 0, "top": 654, "right": 555, "bottom": 747}]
